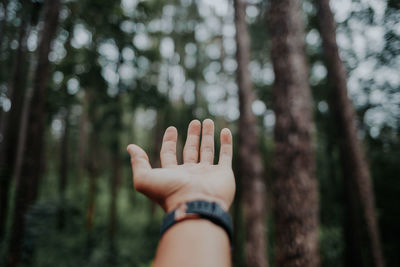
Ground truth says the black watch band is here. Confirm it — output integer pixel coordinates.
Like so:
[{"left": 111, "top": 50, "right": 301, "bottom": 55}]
[{"left": 160, "top": 200, "right": 233, "bottom": 245}]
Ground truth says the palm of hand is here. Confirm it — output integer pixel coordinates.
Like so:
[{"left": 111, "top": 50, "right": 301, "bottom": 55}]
[{"left": 128, "top": 119, "right": 235, "bottom": 212}]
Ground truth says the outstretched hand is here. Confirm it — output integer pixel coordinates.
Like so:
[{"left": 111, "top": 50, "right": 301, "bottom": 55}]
[{"left": 127, "top": 119, "right": 235, "bottom": 212}]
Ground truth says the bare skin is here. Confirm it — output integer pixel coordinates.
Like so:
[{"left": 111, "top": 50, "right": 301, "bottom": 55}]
[{"left": 127, "top": 119, "right": 235, "bottom": 267}]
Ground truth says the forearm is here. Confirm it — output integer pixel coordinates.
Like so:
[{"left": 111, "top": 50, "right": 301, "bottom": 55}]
[{"left": 153, "top": 219, "right": 232, "bottom": 267}]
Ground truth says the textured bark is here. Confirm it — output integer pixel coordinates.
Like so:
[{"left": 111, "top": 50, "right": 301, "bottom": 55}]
[
  {"left": 315, "top": 1, "right": 385, "bottom": 266},
  {"left": 234, "top": 0, "right": 268, "bottom": 266},
  {"left": 6, "top": 0, "right": 61, "bottom": 266},
  {"left": 268, "top": 0, "right": 320, "bottom": 266},
  {"left": 0, "top": 8, "right": 30, "bottom": 241},
  {"left": 57, "top": 109, "right": 70, "bottom": 230}
]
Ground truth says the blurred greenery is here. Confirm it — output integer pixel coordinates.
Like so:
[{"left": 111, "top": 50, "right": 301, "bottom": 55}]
[{"left": 0, "top": 0, "right": 399, "bottom": 266}]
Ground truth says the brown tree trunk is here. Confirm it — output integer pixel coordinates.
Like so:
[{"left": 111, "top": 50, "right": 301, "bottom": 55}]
[
  {"left": 234, "top": 0, "right": 268, "bottom": 266},
  {"left": 315, "top": 1, "right": 385, "bottom": 266},
  {"left": 268, "top": 0, "right": 320, "bottom": 266},
  {"left": 6, "top": 0, "right": 61, "bottom": 266},
  {"left": 0, "top": 6, "right": 31, "bottom": 241},
  {"left": 57, "top": 108, "right": 70, "bottom": 230}
]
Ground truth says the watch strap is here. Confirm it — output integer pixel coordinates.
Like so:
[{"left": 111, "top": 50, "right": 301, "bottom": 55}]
[{"left": 160, "top": 200, "right": 233, "bottom": 245}]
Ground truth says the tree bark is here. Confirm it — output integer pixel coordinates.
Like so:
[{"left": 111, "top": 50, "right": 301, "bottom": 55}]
[
  {"left": 0, "top": 6, "right": 30, "bottom": 241},
  {"left": 234, "top": 0, "right": 268, "bottom": 266},
  {"left": 268, "top": 0, "right": 320, "bottom": 266},
  {"left": 6, "top": 0, "right": 61, "bottom": 266},
  {"left": 315, "top": 1, "right": 385, "bottom": 266}
]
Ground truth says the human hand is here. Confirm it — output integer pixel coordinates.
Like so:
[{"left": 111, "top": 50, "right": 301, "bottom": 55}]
[{"left": 127, "top": 119, "right": 235, "bottom": 212}]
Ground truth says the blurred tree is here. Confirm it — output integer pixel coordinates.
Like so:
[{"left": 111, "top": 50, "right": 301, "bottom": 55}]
[
  {"left": 6, "top": 0, "right": 61, "bottom": 266},
  {"left": 315, "top": 1, "right": 385, "bottom": 267},
  {"left": 0, "top": 0, "right": 397, "bottom": 266},
  {"left": 0, "top": 0, "right": 9, "bottom": 48},
  {"left": 107, "top": 93, "right": 122, "bottom": 255},
  {"left": 53, "top": 18, "right": 75, "bottom": 233},
  {"left": 233, "top": 0, "right": 268, "bottom": 266},
  {"left": 268, "top": 0, "right": 320, "bottom": 266},
  {"left": 85, "top": 89, "right": 100, "bottom": 250},
  {"left": 77, "top": 92, "right": 89, "bottom": 182},
  {"left": 0, "top": 0, "right": 32, "bottom": 242},
  {"left": 107, "top": 54, "right": 123, "bottom": 254},
  {"left": 57, "top": 106, "right": 70, "bottom": 230}
]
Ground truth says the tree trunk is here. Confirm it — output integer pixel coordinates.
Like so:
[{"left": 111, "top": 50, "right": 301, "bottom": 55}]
[
  {"left": 315, "top": 1, "right": 385, "bottom": 266},
  {"left": 85, "top": 90, "right": 100, "bottom": 256},
  {"left": 6, "top": 0, "right": 61, "bottom": 266},
  {"left": 86, "top": 132, "right": 97, "bottom": 231},
  {"left": 268, "top": 0, "right": 320, "bottom": 266},
  {"left": 108, "top": 93, "right": 122, "bottom": 251},
  {"left": 57, "top": 108, "right": 70, "bottom": 230},
  {"left": 0, "top": 7, "right": 30, "bottom": 241},
  {"left": 85, "top": 125, "right": 97, "bottom": 255},
  {"left": 77, "top": 92, "right": 89, "bottom": 182},
  {"left": 0, "top": 0, "right": 9, "bottom": 54},
  {"left": 108, "top": 152, "right": 120, "bottom": 242},
  {"left": 234, "top": 0, "right": 268, "bottom": 266}
]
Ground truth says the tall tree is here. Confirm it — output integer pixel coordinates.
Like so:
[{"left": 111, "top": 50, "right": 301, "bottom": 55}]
[
  {"left": 268, "top": 0, "right": 320, "bottom": 266},
  {"left": 234, "top": 0, "right": 268, "bottom": 266},
  {"left": 0, "top": 2, "right": 31, "bottom": 241},
  {"left": 6, "top": 0, "right": 61, "bottom": 266},
  {"left": 315, "top": 1, "right": 385, "bottom": 266}
]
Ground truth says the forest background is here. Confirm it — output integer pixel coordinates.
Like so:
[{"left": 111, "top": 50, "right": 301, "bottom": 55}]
[{"left": 0, "top": 0, "right": 399, "bottom": 266}]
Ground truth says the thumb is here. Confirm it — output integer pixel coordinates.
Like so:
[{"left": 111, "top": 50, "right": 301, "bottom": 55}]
[{"left": 127, "top": 144, "right": 152, "bottom": 177}]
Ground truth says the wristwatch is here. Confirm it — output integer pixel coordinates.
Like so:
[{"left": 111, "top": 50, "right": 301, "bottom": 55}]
[{"left": 160, "top": 200, "right": 233, "bottom": 245}]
